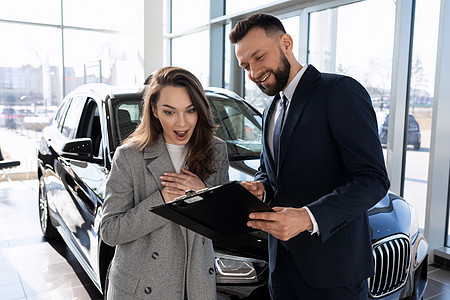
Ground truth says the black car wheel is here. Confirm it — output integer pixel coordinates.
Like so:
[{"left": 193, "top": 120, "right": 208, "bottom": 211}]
[{"left": 39, "top": 176, "right": 58, "bottom": 238}]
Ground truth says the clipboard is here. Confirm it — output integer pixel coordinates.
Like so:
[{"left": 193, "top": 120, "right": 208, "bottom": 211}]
[{"left": 149, "top": 181, "right": 273, "bottom": 240}]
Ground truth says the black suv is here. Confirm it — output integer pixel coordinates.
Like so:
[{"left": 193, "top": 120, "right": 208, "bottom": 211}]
[
  {"left": 379, "top": 114, "right": 421, "bottom": 150},
  {"left": 38, "top": 84, "right": 428, "bottom": 299}
]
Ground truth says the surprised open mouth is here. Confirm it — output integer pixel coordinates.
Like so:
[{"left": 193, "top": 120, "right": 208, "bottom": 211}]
[{"left": 174, "top": 130, "right": 189, "bottom": 139}]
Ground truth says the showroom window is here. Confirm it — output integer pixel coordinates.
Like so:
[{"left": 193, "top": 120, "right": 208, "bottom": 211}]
[
  {"left": 63, "top": 0, "right": 137, "bottom": 32},
  {"left": 0, "top": 0, "right": 140, "bottom": 176},
  {"left": 224, "top": 23, "right": 232, "bottom": 91},
  {"left": 171, "top": 0, "right": 209, "bottom": 32},
  {"left": 169, "top": 0, "right": 211, "bottom": 88},
  {"left": 171, "top": 30, "right": 210, "bottom": 87},
  {"left": 0, "top": 22, "right": 62, "bottom": 115},
  {"left": 226, "top": 0, "right": 276, "bottom": 15},
  {"left": 308, "top": 0, "right": 395, "bottom": 133},
  {"left": 0, "top": 0, "right": 61, "bottom": 24},
  {"left": 403, "top": 0, "right": 440, "bottom": 231},
  {"left": 63, "top": 29, "right": 138, "bottom": 94}
]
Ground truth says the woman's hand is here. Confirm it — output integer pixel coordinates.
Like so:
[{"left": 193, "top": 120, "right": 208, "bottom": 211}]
[
  {"left": 160, "top": 186, "right": 183, "bottom": 203},
  {"left": 160, "top": 167, "right": 206, "bottom": 202}
]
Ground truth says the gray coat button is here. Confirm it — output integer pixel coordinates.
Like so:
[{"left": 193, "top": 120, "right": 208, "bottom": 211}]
[
  {"left": 152, "top": 252, "right": 159, "bottom": 259},
  {"left": 209, "top": 268, "right": 214, "bottom": 275},
  {"left": 144, "top": 287, "right": 152, "bottom": 294}
]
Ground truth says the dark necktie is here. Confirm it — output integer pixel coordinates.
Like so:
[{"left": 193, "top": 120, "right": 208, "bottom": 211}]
[{"left": 273, "top": 95, "right": 288, "bottom": 166}]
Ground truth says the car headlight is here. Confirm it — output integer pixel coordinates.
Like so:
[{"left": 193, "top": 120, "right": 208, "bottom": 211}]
[{"left": 215, "top": 251, "right": 267, "bottom": 284}]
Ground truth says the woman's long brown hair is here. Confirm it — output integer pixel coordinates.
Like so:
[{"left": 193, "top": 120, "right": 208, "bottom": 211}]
[{"left": 124, "top": 66, "right": 217, "bottom": 181}]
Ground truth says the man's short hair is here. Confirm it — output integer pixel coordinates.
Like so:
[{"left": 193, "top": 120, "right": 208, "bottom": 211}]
[{"left": 229, "top": 13, "right": 286, "bottom": 44}]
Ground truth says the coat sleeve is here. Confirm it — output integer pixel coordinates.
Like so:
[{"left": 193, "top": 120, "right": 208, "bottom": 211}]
[
  {"left": 100, "top": 146, "right": 170, "bottom": 246},
  {"left": 307, "top": 76, "right": 390, "bottom": 242}
]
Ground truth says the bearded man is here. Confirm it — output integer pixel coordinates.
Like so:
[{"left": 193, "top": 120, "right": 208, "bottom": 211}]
[{"left": 231, "top": 13, "right": 390, "bottom": 300}]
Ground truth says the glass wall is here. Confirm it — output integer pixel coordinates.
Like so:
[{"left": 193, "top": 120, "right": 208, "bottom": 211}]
[
  {"left": 171, "top": 0, "right": 209, "bottom": 32},
  {"left": 171, "top": 30, "right": 210, "bottom": 87},
  {"left": 0, "top": 0, "right": 61, "bottom": 24},
  {"left": 0, "top": 0, "right": 139, "bottom": 179},
  {"left": 226, "top": 0, "right": 276, "bottom": 15},
  {"left": 63, "top": 29, "right": 138, "bottom": 93},
  {"left": 169, "top": 0, "right": 211, "bottom": 87},
  {"left": 404, "top": 0, "right": 440, "bottom": 230},
  {"left": 63, "top": 0, "right": 138, "bottom": 32},
  {"left": 308, "top": 0, "right": 395, "bottom": 143}
]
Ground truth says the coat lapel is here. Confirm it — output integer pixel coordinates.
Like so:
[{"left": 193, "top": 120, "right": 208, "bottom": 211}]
[
  {"left": 143, "top": 135, "right": 188, "bottom": 245},
  {"left": 143, "top": 135, "right": 175, "bottom": 191},
  {"left": 278, "top": 65, "right": 321, "bottom": 173}
]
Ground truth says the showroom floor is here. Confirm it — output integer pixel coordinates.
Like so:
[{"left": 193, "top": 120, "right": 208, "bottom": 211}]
[{"left": 1, "top": 180, "right": 450, "bottom": 300}]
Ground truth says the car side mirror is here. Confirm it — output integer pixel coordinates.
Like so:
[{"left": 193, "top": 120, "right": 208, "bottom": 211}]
[{"left": 61, "top": 138, "right": 102, "bottom": 164}]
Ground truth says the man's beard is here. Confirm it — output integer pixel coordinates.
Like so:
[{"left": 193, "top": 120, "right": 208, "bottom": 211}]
[{"left": 255, "top": 52, "right": 291, "bottom": 96}]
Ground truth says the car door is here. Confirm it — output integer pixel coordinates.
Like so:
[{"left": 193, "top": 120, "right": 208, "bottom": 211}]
[
  {"left": 42, "top": 97, "right": 71, "bottom": 219},
  {"left": 60, "top": 97, "right": 108, "bottom": 267},
  {"left": 49, "top": 96, "right": 86, "bottom": 231}
]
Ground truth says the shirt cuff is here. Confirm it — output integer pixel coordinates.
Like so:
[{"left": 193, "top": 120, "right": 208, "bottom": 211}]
[{"left": 304, "top": 206, "right": 320, "bottom": 236}]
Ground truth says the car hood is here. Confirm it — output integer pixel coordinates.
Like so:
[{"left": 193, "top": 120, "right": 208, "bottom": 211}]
[{"left": 368, "top": 193, "right": 412, "bottom": 242}]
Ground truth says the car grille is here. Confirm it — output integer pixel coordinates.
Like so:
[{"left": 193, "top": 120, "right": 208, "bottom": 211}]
[{"left": 369, "top": 234, "right": 411, "bottom": 298}]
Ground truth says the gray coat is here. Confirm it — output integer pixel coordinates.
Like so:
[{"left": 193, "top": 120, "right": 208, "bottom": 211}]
[{"left": 100, "top": 135, "right": 229, "bottom": 299}]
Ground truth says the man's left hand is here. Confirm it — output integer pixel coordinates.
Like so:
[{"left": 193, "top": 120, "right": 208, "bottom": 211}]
[{"left": 247, "top": 207, "right": 313, "bottom": 241}]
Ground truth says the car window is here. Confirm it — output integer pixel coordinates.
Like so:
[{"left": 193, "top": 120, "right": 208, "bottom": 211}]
[
  {"left": 61, "top": 96, "right": 87, "bottom": 139},
  {"left": 209, "top": 96, "right": 262, "bottom": 160},
  {"left": 113, "top": 101, "right": 142, "bottom": 147},
  {"left": 110, "top": 94, "right": 142, "bottom": 151},
  {"left": 77, "top": 99, "right": 103, "bottom": 159},
  {"left": 54, "top": 98, "right": 71, "bottom": 131}
]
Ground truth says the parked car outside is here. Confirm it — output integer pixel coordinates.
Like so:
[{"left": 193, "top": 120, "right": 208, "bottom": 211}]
[
  {"left": 379, "top": 114, "right": 421, "bottom": 150},
  {"left": 0, "top": 107, "right": 37, "bottom": 130},
  {"left": 37, "top": 83, "right": 428, "bottom": 299}
]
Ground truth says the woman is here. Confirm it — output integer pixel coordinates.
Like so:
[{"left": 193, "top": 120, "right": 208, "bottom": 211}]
[{"left": 100, "top": 66, "right": 229, "bottom": 299}]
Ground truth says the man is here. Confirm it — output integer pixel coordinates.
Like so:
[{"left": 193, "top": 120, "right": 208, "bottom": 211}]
[{"left": 231, "top": 13, "right": 389, "bottom": 299}]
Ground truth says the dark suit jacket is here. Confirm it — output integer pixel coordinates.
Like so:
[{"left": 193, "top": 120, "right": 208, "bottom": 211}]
[{"left": 255, "top": 65, "right": 389, "bottom": 289}]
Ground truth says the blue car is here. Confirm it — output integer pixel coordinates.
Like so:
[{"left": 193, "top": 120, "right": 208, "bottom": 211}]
[{"left": 379, "top": 114, "right": 421, "bottom": 150}]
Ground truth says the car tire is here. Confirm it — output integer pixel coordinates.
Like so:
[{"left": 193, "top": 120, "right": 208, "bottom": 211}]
[
  {"left": 413, "top": 142, "right": 420, "bottom": 151},
  {"left": 38, "top": 176, "right": 59, "bottom": 238}
]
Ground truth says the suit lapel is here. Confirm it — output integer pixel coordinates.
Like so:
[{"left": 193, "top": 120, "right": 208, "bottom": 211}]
[{"left": 278, "top": 65, "right": 321, "bottom": 172}]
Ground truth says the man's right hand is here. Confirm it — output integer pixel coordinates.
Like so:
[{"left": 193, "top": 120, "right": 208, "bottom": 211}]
[{"left": 240, "top": 181, "right": 265, "bottom": 200}]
